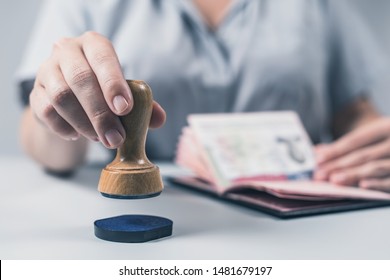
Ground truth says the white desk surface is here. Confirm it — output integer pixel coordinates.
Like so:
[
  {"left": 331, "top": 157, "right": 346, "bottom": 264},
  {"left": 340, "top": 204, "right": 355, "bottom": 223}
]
[{"left": 1, "top": 156, "right": 390, "bottom": 260}]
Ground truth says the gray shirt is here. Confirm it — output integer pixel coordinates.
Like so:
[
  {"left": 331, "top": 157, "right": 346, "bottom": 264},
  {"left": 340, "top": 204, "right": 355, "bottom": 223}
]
[{"left": 17, "top": 0, "right": 386, "bottom": 159}]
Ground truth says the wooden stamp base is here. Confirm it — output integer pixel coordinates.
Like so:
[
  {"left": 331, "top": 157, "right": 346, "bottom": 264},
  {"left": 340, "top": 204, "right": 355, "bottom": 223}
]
[{"left": 98, "top": 165, "right": 163, "bottom": 199}]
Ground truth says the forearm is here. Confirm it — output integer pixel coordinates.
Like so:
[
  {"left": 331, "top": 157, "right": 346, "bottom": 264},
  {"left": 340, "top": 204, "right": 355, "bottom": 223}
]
[{"left": 20, "top": 107, "right": 88, "bottom": 172}]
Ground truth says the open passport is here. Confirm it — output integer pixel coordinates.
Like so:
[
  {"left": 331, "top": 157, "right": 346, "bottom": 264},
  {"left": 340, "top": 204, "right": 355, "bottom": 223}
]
[{"left": 171, "top": 112, "right": 390, "bottom": 218}]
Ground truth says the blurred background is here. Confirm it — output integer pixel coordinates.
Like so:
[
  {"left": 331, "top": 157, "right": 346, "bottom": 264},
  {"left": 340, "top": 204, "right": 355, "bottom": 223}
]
[{"left": 1, "top": 0, "right": 390, "bottom": 157}]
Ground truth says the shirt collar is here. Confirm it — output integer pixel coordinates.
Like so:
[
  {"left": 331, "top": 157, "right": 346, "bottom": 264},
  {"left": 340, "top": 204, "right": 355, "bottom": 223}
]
[{"left": 176, "top": 0, "right": 251, "bottom": 33}]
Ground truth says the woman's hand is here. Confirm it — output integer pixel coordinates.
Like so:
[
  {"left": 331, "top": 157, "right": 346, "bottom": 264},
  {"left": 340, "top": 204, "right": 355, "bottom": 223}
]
[
  {"left": 30, "top": 31, "right": 165, "bottom": 149},
  {"left": 314, "top": 118, "right": 390, "bottom": 191}
]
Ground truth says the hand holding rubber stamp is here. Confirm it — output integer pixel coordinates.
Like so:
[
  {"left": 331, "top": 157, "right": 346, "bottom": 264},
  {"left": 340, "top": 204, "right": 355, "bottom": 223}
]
[
  {"left": 26, "top": 32, "right": 171, "bottom": 242},
  {"left": 29, "top": 32, "right": 165, "bottom": 149}
]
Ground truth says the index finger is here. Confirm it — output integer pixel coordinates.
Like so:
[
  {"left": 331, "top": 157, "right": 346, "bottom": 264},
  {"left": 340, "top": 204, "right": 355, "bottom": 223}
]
[
  {"left": 81, "top": 32, "right": 133, "bottom": 116},
  {"left": 317, "top": 118, "right": 390, "bottom": 164}
]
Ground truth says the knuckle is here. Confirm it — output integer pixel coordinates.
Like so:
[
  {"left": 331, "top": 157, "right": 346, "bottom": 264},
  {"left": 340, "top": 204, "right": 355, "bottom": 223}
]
[
  {"left": 355, "top": 152, "right": 371, "bottom": 164},
  {"left": 52, "top": 37, "right": 73, "bottom": 51},
  {"left": 82, "top": 31, "right": 107, "bottom": 43},
  {"left": 40, "top": 103, "right": 57, "bottom": 121},
  {"left": 83, "top": 31, "right": 100, "bottom": 38},
  {"left": 90, "top": 108, "right": 111, "bottom": 123},
  {"left": 70, "top": 66, "right": 95, "bottom": 88},
  {"left": 83, "top": 31, "right": 109, "bottom": 41},
  {"left": 102, "top": 76, "right": 124, "bottom": 93},
  {"left": 51, "top": 86, "right": 73, "bottom": 107},
  {"left": 93, "top": 50, "right": 114, "bottom": 65}
]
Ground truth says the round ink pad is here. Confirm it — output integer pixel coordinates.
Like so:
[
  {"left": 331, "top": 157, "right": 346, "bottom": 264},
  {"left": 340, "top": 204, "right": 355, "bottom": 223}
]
[{"left": 94, "top": 215, "right": 173, "bottom": 243}]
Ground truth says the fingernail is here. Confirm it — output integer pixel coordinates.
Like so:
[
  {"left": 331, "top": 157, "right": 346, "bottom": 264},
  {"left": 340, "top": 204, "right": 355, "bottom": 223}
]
[
  {"left": 113, "top": 95, "right": 129, "bottom": 114},
  {"left": 104, "top": 129, "right": 123, "bottom": 148}
]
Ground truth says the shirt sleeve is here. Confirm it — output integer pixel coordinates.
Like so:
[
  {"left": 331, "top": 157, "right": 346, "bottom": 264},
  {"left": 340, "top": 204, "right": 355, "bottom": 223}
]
[
  {"left": 326, "top": 0, "right": 388, "bottom": 115},
  {"left": 15, "top": 0, "right": 89, "bottom": 106}
]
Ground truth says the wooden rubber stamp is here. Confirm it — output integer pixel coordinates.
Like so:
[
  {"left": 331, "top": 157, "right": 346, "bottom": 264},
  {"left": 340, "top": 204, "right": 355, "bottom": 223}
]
[{"left": 98, "top": 80, "right": 164, "bottom": 199}]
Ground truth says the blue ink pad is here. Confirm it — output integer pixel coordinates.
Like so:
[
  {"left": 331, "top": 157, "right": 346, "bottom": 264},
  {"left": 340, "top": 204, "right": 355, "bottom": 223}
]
[{"left": 94, "top": 215, "right": 173, "bottom": 243}]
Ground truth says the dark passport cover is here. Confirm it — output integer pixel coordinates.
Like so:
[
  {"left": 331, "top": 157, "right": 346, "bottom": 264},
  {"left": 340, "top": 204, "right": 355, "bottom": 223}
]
[{"left": 167, "top": 176, "right": 390, "bottom": 218}]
